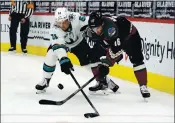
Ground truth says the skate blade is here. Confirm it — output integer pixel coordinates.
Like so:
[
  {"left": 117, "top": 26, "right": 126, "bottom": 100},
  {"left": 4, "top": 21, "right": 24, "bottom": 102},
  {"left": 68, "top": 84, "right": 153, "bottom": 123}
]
[
  {"left": 109, "top": 90, "right": 121, "bottom": 94},
  {"left": 8, "top": 51, "right": 16, "bottom": 54},
  {"left": 22, "top": 52, "right": 27, "bottom": 56},
  {"left": 89, "top": 89, "right": 109, "bottom": 95},
  {"left": 36, "top": 89, "right": 46, "bottom": 94},
  {"left": 143, "top": 98, "right": 149, "bottom": 103},
  {"left": 141, "top": 93, "right": 150, "bottom": 102}
]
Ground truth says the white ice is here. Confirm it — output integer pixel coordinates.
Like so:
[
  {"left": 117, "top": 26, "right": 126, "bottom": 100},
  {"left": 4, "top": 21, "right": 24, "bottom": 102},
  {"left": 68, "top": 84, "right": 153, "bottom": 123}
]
[{"left": 1, "top": 52, "right": 174, "bottom": 123}]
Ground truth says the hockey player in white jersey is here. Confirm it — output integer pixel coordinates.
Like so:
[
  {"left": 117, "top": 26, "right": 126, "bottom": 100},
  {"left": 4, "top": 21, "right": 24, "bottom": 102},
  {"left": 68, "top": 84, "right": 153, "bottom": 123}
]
[{"left": 35, "top": 7, "right": 119, "bottom": 94}]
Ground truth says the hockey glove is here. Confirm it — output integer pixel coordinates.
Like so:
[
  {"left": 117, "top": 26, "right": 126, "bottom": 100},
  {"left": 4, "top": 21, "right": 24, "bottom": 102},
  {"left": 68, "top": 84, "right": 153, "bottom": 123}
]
[
  {"left": 100, "top": 48, "right": 123, "bottom": 67},
  {"left": 98, "top": 65, "right": 109, "bottom": 78},
  {"left": 59, "top": 57, "right": 74, "bottom": 75}
]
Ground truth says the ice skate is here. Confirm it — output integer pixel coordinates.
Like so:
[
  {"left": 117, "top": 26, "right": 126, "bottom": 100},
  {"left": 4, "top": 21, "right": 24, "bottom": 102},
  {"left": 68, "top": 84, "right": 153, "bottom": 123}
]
[
  {"left": 107, "top": 78, "right": 120, "bottom": 93},
  {"left": 140, "top": 85, "right": 150, "bottom": 102},
  {"left": 35, "top": 78, "right": 51, "bottom": 94},
  {"left": 22, "top": 49, "right": 27, "bottom": 55},
  {"left": 89, "top": 79, "right": 109, "bottom": 95},
  {"left": 8, "top": 47, "right": 16, "bottom": 53}
]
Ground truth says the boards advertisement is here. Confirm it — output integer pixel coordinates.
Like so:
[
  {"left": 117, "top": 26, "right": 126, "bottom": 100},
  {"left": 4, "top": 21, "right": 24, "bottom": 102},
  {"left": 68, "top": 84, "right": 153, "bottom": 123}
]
[{"left": 1, "top": 14, "right": 174, "bottom": 78}]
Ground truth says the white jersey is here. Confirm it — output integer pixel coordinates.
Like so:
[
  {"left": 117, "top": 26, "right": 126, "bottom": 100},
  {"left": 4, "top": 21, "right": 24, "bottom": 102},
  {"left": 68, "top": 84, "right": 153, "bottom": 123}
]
[
  {"left": 49, "top": 12, "right": 88, "bottom": 59},
  {"left": 50, "top": 12, "right": 88, "bottom": 49}
]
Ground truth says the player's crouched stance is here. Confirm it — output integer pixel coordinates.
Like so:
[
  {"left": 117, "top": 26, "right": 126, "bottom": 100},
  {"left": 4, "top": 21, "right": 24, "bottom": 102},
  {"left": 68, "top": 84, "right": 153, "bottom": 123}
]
[
  {"left": 35, "top": 8, "right": 119, "bottom": 94},
  {"left": 87, "top": 12, "right": 150, "bottom": 99},
  {"left": 35, "top": 8, "right": 74, "bottom": 93}
]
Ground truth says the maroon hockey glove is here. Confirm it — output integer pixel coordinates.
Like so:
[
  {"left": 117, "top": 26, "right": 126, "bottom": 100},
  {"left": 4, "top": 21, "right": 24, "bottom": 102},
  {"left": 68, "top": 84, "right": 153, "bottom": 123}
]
[{"left": 100, "top": 48, "right": 123, "bottom": 67}]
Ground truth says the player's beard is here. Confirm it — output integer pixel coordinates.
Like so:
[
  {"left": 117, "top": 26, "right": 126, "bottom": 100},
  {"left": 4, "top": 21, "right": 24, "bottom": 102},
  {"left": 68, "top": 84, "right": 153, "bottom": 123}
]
[{"left": 56, "top": 19, "right": 70, "bottom": 31}]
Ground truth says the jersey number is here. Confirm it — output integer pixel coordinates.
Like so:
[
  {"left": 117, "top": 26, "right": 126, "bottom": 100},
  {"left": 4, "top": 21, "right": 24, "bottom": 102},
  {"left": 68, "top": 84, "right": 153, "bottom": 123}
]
[
  {"left": 114, "top": 38, "right": 121, "bottom": 46},
  {"left": 51, "top": 34, "right": 58, "bottom": 40}
]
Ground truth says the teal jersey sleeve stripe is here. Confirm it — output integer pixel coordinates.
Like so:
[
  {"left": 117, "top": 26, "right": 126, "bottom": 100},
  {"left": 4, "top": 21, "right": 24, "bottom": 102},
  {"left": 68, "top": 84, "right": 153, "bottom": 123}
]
[
  {"left": 59, "top": 59, "right": 70, "bottom": 65},
  {"left": 52, "top": 45, "right": 68, "bottom": 51},
  {"left": 43, "top": 64, "right": 56, "bottom": 72}
]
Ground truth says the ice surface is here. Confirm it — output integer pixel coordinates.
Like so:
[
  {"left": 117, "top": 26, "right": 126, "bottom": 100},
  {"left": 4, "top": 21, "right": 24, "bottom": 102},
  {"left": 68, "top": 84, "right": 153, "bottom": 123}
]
[{"left": 1, "top": 52, "right": 174, "bottom": 123}]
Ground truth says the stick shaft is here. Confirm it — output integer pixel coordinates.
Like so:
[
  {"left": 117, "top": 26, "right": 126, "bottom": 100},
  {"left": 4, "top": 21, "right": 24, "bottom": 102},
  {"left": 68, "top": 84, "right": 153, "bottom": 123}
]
[{"left": 70, "top": 72, "right": 99, "bottom": 115}]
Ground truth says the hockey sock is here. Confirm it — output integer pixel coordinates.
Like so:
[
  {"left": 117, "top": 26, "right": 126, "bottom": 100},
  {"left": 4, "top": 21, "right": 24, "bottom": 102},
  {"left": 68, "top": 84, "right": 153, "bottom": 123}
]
[
  {"left": 43, "top": 63, "right": 56, "bottom": 78},
  {"left": 91, "top": 66, "right": 106, "bottom": 81},
  {"left": 133, "top": 63, "right": 147, "bottom": 86}
]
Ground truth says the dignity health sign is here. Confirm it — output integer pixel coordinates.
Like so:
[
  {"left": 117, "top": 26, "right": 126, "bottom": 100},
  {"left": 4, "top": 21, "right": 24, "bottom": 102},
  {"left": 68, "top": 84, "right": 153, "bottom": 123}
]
[{"left": 121, "top": 21, "right": 174, "bottom": 78}]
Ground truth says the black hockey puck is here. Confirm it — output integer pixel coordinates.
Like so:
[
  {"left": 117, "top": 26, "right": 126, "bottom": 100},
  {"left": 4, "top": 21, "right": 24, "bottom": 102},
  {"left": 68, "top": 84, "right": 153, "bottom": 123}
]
[{"left": 58, "top": 83, "right": 64, "bottom": 90}]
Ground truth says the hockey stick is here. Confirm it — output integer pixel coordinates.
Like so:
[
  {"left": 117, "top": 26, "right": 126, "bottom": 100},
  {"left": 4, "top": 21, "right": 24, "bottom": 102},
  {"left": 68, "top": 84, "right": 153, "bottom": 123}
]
[
  {"left": 39, "top": 75, "right": 97, "bottom": 116},
  {"left": 69, "top": 72, "right": 99, "bottom": 118}
]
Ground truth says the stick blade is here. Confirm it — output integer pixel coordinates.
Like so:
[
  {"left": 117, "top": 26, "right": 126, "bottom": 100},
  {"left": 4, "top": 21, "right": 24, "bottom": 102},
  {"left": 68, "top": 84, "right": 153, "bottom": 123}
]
[
  {"left": 39, "top": 99, "right": 57, "bottom": 105},
  {"left": 39, "top": 99, "right": 65, "bottom": 105},
  {"left": 84, "top": 113, "right": 99, "bottom": 118}
]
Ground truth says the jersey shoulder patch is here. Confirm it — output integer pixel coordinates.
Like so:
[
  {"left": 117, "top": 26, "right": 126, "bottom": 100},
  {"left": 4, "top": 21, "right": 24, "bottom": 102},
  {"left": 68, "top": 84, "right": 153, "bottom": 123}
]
[
  {"left": 79, "top": 16, "right": 86, "bottom": 21},
  {"left": 103, "top": 17, "right": 118, "bottom": 38},
  {"left": 108, "top": 27, "right": 116, "bottom": 37}
]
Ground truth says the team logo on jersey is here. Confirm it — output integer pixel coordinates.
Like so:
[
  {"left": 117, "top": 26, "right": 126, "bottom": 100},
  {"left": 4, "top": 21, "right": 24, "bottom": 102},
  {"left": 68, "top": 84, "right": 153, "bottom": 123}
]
[
  {"left": 108, "top": 27, "right": 116, "bottom": 37},
  {"left": 69, "top": 13, "right": 76, "bottom": 21}
]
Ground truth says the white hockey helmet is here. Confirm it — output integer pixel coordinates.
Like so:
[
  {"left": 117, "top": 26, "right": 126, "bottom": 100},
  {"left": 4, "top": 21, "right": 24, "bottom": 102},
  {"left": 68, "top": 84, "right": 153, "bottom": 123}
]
[{"left": 54, "top": 7, "right": 69, "bottom": 22}]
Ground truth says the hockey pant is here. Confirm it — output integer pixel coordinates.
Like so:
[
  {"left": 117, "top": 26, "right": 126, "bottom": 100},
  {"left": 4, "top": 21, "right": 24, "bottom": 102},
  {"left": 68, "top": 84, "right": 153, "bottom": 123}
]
[
  {"left": 71, "top": 39, "right": 117, "bottom": 91},
  {"left": 42, "top": 44, "right": 68, "bottom": 79},
  {"left": 71, "top": 39, "right": 107, "bottom": 80}
]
